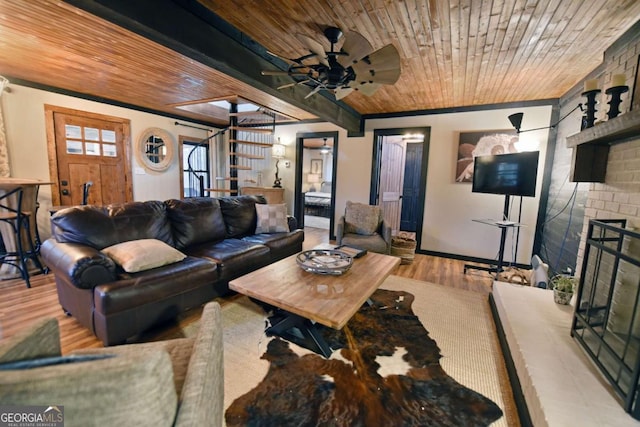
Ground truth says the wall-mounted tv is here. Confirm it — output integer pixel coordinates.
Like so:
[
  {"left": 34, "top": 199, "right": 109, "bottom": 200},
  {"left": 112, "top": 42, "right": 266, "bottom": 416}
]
[{"left": 472, "top": 151, "right": 539, "bottom": 197}]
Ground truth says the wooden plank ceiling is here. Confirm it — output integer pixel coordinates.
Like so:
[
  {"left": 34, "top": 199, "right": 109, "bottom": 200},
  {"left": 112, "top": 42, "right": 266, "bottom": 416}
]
[{"left": 0, "top": 0, "right": 639, "bottom": 131}]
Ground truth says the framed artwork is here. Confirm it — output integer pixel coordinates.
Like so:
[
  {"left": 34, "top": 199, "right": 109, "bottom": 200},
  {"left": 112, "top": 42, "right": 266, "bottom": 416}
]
[
  {"left": 455, "top": 129, "right": 519, "bottom": 183},
  {"left": 310, "top": 159, "right": 323, "bottom": 177},
  {"left": 631, "top": 54, "right": 640, "bottom": 111}
]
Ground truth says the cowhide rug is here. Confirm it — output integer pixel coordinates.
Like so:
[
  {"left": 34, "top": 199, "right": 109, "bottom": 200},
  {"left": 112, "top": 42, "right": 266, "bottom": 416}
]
[{"left": 225, "top": 288, "right": 503, "bottom": 426}]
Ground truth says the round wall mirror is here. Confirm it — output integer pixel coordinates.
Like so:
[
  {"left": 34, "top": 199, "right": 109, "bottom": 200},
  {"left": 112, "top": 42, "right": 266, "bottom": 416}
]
[{"left": 136, "top": 127, "right": 175, "bottom": 172}]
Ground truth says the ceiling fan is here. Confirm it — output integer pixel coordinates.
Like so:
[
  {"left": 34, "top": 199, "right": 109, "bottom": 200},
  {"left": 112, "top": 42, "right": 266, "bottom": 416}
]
[{"left": 261, "top": 27, "right": 401, "bottom": 100}]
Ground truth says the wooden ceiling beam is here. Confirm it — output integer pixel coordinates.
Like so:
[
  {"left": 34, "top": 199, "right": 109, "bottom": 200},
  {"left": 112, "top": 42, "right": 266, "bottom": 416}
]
[{"left": 62, "top": 0, "right": 363, "bottom": 135}]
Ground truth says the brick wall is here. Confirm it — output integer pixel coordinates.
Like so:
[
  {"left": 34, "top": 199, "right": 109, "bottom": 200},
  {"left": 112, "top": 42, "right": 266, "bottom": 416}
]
[{"left": 576, "top": 27, "right": 640, "bottom": 272}]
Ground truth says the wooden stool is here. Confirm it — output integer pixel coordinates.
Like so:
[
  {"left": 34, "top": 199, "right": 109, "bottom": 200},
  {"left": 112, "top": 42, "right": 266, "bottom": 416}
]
[{"left": 0, "top": 187, "right": 45, "bottom": 287}]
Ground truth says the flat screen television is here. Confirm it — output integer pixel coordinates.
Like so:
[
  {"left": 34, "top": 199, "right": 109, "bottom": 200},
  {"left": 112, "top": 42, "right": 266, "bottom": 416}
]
[{"left": 472, "top": 151, "right": 539, "bottom": 197}]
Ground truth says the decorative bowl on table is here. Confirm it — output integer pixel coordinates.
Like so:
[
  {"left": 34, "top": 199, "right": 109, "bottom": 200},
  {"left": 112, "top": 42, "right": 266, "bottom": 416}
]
[{"left": 296, "top": 249, "right": 353, "bottom": 275}]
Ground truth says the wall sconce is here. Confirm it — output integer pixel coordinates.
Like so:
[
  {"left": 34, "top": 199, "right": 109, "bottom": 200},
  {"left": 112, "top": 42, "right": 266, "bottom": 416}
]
[
  {"left": 508, "top": 104, "right": 583, "bottom": 134},
  {"left": 272, "top": 141, "right": 286, "bottom": 188}
]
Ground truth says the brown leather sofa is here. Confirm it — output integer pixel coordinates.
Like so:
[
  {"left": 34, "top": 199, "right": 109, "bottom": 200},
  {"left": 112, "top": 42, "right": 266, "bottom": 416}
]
[{"left": 41, "top": 195, "right": 303, "bottom": 346}]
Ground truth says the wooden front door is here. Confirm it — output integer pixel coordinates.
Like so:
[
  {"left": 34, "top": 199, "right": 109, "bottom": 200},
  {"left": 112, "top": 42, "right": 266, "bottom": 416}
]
[{"left": 46, "top": 106, "right": 132, "bottom": 206}]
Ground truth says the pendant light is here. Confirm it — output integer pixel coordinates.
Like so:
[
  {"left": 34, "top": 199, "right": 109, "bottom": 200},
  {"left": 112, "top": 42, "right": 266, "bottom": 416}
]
[{"left": 319, "top": 138, "right": 331, "bottom": 154}]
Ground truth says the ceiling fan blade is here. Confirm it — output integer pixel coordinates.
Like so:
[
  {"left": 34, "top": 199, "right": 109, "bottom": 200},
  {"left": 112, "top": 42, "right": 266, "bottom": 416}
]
[
  {"left": 266, "top": 50, "right": 291, "bottom": 62},
  {"left": 297, "top": 34, "right": 330, "bottom": 67},
  {"left": 337, "top": 31, "right": 373, "bottom": 67},
  {"left": 352, "top": 44, "right": 401, "bottom": 84},
  {"left": 334, "top": 87, "right": 354, "bottom": 100},
  {"left": 355, "top": 69, "right": 401, "bottom": 85},
  {"left": 304, "top": 85, "right": 323, "bottom": 99},
  {"left": 355, "top": 82, "right": 381, "bottom": 97},
  {"left": 277, "top": 79, "right": 310, "bottom": 90},
  {"left": 261, "top": 70, "right": 292, "bottom": 76}
]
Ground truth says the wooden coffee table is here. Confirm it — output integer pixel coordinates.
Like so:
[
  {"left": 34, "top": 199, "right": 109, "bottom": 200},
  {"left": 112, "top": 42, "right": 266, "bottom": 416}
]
[{"left": 229, "top": 251, "right": 400, "bottom": 357}]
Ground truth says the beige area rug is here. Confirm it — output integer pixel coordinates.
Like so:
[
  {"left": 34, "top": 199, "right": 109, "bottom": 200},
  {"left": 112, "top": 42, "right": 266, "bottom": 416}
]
[{"left": 218, "top": 275, "right": 518, "bottom": 426}]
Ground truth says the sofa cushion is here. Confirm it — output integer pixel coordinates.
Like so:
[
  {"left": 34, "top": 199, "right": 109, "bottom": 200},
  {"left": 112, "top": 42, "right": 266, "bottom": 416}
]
[
  {"left": 218, "top": 195, "right": 266, "bottom": 238},
  {"left": 186, "top": 239, "right": 270, "bottom": 282},
  {"left": 344, "top": 201, "right": 382, "bottom": 236},
  {"left": 243, "top": 230, "right": 304, "bottom": 257},
  {"left": 72, "top": 338, "right": 195, "bottom": 401},
  {"left": 0, "top": 318, "right": 61, "bottom": 363},
  {"left": 0, "top": 348, "right": 178, "bottom": 427},
  {"left": 51, "top": 201, "right": 174, "bottom": 249},
  {"left": 94, "top": 257, "right": 218, "bottom": 314},
  {"left": 165, "top": 198, "right": 227, "bottom": 250},
  {"left": 102, "top": 239, "right": 187, "bottom": 273},
  {"left": 342, "top": 233, "right": 388, "bottom": 254},
  {"left": 255, "top": 203, "right": 289, "bottom": 234}
]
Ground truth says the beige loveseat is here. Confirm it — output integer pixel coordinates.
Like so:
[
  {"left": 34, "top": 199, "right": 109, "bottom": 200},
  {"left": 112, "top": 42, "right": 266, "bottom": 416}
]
[{"left": 0, "top": 302, "right": 223, "bottom": 427}]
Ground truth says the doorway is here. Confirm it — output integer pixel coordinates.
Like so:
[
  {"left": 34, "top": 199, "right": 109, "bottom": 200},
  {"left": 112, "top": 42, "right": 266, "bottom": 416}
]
[
  {"left": 370, "top": 127, "right": 430, "bottom": 248},
  {"left": 294, "top": 131, "right": 338, "bottom": 240},
  {"left": 179, "top": 135, "right": 211, "bottom": 198},
  {"left": 45, "top": 105, "right": 133, "bottom": 207}
]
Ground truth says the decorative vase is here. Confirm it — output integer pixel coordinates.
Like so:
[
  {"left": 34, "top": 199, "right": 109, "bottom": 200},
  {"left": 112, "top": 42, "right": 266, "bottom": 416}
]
[{"left": 553, "top": 289, "right": 573, "bottom": 305}]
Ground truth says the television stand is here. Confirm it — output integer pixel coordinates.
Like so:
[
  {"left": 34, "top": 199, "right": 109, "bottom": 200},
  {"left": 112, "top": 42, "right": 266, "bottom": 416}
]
[{"left": 464, "top": 195, "right": 524, "bottom": 277}]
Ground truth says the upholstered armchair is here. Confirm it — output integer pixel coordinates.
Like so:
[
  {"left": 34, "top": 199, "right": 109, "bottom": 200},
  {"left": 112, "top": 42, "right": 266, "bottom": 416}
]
[
  {"left": 0, "top": 301, "right": 223, "bottom": 427},
  {"left": 336, "top": 201, "right": 392, "bottom": 254}
]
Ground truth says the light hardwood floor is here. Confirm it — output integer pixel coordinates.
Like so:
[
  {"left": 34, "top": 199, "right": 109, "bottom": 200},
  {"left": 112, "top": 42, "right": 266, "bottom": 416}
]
[{"left": 0, "top": 227, "right": 494, "bottom": 353}]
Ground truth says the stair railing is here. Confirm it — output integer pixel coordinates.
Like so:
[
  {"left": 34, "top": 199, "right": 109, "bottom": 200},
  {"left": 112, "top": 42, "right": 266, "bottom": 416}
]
[{"left": 186, "top": 127, "right": 229, "bottom": 197}]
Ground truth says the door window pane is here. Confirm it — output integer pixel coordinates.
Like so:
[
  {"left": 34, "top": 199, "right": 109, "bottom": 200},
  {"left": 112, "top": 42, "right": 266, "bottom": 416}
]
[
  {"left": 103, "top": 143, "right": 117, "bottom": 157},
  {"left": 65, "top": 124, "right": 82, "bottom": 139},
  {"left": 66, "top": 140, "right": 83, "bottom": 154},
  {"left": 102, "top": 129, "right": 116, "bottom": 143},
  {"left": 86, "top": 142, "right": 100, "bottom": 156},
  {"left": 84, "top": 127, "right": 100, "bottom": 141}
]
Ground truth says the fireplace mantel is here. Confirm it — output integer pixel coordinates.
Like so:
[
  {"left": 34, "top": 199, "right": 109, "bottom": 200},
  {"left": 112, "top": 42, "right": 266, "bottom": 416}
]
[{"left": 566, "top": 109, "right": 640, "bottom": 182}]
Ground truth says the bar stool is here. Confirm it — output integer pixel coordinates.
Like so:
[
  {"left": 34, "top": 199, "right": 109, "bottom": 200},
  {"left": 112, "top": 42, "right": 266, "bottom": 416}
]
[{"left": 0, "top": 186, "right": 45, "bottom": 287}]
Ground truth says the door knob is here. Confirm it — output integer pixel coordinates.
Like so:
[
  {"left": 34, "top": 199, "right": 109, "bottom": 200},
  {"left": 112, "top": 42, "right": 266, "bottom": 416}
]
[{"left": 61, "top": 189, "right": 69, "bottom": 196}]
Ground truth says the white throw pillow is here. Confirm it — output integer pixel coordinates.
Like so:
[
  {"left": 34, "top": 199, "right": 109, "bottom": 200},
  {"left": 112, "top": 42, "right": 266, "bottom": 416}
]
[
  {"left": 102, "top": 239, "right": 186, "bottom": 273},
  {"left": 255, "top": 204, "right": 288, "bottom": 234}
]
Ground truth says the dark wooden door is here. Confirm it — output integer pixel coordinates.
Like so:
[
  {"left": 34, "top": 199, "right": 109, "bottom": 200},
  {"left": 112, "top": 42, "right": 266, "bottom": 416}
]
[{"left": 400, "top": 143, "right": 423, "bottom": 232}]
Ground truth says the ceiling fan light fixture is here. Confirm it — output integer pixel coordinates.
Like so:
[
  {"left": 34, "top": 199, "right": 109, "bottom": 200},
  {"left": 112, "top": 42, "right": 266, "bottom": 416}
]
[
  {"left": 319, "top": 137, "right": 331, "bottom": 154},
  {"left": 262, "top": 28, "right": 401, "bottom": 100},
  {"left": 402, "top": 133, "right": 424, "bottom": 143}
]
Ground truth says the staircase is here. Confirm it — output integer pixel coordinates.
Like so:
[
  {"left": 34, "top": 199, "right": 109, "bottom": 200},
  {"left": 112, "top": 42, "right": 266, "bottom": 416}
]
[{"left": 187, "top": 104, "right": 277, "bottom": 197}]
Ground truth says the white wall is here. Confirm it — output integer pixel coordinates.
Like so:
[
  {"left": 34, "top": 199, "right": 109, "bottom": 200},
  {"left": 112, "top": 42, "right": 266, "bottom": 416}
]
[
  {"left": 366, "top": 106, "right": 552, "bottom": 264},
  {"left": 277, "top": 105, "right": 552, "bottom": 264},
  {"left": 3, "top": 82, "right": 552, "bottom": 264},
  {"left": 1, "top": 84, "right": 213, "bottom": 237}
]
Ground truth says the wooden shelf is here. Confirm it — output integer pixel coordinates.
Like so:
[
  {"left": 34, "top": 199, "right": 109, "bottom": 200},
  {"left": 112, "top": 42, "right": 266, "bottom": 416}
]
[
  {"left": 240, "top": 186, "right": 284, "bottom": 204},
  {"left": 230, "top": 152, "right": 265, "bottom": 159},
  {"left": 229, "top": 139, "right": 273, "bottom": 147},
  {"left": 566, "top": 108, "right": 640, "bottom": 148},
  {"left": 566, "top": 109, "right": 640, "bottom": 183}
]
